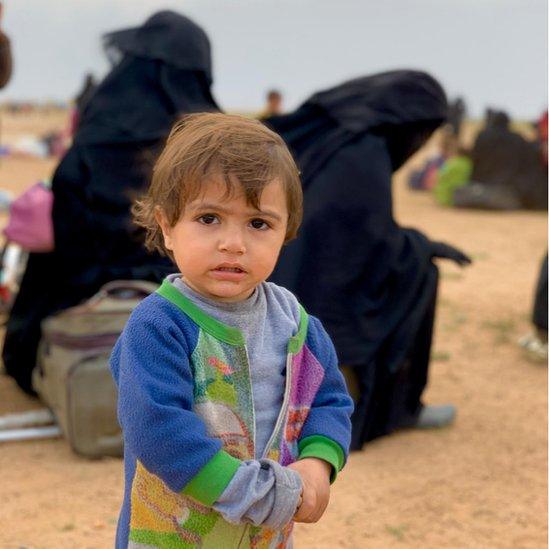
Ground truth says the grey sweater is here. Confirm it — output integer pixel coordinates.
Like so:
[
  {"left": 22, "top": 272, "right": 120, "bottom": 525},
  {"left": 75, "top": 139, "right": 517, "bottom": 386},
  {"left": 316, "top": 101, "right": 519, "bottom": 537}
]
[{"left": 170, "top": 276, "right": 303, "bottom": 529}]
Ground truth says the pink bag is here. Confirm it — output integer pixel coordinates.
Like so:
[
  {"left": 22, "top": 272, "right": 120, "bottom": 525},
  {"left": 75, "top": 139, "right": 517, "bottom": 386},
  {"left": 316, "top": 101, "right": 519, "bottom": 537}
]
[{"left": 4, "top": 182, "right": 54, "bottom": 252}]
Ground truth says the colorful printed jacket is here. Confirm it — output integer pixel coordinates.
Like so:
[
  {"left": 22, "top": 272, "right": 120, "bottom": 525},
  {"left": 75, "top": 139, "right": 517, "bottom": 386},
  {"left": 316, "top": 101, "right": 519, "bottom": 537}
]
[{"left": 110, "top": 280, "right": 353, "bottom": 548}]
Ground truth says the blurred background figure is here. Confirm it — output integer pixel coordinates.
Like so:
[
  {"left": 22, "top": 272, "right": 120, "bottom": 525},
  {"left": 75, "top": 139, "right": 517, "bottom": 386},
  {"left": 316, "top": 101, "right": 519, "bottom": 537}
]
[
  {"left": 267, "top": 70, "right": 472, "bottom": 449},
  {"left": 70, "top": 72, "right": 97, "bottom": 135},
  {"left": 2, "top": 10, "right": 219, "bottom": 394},
  {"left": 0, "top": 1, "right": 12, "bottom": 89},
  {"left": 408, "top": 125, "right": 463, "bottom": 192},
  {"left": 432, "top": 138, "right": 472, "bottom": 206},
  {"left": 535, "top": 109, "right": 548, "bottom": 166},
  {"left": 519, "top": 254, "right": 548, "bottom": 363},
  {"left": 453, "top": 108, "right": 548, "bottom": 211},
  {"left": 259, "top": 88, "right": 283, "bottom": 119},
  {"left": 447, "top": 96, "right": 467, "bottom": 137},
  {"left": 0, "top": 1, "right": 12, "bottom": 172}
]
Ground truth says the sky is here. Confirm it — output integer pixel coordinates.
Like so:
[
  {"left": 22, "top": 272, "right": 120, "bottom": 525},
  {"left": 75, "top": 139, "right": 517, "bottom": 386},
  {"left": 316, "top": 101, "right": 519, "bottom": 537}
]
[{"left": 4, "top": 0, "right": 548, "bottom": 118}]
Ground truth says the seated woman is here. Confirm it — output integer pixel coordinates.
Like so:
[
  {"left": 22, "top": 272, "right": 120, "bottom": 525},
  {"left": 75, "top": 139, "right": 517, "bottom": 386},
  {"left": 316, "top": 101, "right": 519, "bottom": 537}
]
[
  {"left": 433, "top": 153, "right": 472, "bottom": 206},
  {"left": 454, "top": 110, "right": 548, "bottom": 211},
  {"left": 3, "top": 11, "right": 219, "bottom": 393},
  {"left": 266, "top": 70, "right": 471, "bottom": 449}
]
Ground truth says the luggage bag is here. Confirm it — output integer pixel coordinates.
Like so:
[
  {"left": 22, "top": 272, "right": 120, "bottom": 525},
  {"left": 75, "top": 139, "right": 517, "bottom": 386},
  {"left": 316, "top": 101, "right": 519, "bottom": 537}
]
[{"left": 33, "top": 280, "right": 158, "bottom": 457}]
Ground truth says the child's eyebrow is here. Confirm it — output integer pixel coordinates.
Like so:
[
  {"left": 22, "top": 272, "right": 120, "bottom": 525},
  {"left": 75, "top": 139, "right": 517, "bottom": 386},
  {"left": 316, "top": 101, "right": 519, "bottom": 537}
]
[{"left": 190, "top": 202, "right": 283, "bottom": 222}]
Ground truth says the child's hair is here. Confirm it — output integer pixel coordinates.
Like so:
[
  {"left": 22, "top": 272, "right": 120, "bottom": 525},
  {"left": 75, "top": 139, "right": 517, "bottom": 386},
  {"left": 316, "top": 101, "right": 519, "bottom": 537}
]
[{"left": 133, "top": 112, "right": 303, "bottom": 256}]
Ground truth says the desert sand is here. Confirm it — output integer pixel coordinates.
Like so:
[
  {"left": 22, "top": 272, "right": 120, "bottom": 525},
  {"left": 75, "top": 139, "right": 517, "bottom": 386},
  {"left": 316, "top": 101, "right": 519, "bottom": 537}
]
[{"left": 0, "top": 111, "right": 546, "bottom": 548}]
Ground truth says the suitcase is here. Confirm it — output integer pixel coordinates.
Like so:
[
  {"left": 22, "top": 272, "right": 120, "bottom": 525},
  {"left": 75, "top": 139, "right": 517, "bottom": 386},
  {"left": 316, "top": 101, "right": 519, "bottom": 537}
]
[{"left": 33, "top": 280, "right": 158, "bottom": 458}]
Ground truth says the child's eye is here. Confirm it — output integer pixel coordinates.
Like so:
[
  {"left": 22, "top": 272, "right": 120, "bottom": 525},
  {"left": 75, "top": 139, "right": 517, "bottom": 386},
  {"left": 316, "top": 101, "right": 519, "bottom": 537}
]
[
  {"left": 197, "top": 214, "right": 219, "bottom": 225},
  {"left": 250, "top": 218, "right": 270, "bottom": 230}
]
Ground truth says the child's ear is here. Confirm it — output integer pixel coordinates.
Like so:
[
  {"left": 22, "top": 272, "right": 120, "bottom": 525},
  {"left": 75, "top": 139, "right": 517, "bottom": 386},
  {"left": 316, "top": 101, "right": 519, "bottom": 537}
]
[{"left": 154, "top": 207, "right": 174, "bottom": 251}]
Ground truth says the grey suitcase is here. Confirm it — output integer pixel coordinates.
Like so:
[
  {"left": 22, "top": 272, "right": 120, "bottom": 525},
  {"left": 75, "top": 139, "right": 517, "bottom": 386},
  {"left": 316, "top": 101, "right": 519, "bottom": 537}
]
[{"left": 33, "top": 280, "right": 158, "bottom": 458}]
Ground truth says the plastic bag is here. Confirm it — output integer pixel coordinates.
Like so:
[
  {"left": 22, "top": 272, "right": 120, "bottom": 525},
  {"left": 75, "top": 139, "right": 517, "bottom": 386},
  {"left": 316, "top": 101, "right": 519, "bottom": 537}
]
[{"left": 4, "top": 181, "right": 54, "bottom": 252}]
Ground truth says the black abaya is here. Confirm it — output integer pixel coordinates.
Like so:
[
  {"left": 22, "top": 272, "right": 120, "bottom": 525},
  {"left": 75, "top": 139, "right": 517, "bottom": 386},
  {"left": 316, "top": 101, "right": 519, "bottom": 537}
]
[
  {"left": 4, "top": 11, "right": 219, "bottom": 393},
  {"left": 267, "top": 71, "right": 465, "bottom": 446}
]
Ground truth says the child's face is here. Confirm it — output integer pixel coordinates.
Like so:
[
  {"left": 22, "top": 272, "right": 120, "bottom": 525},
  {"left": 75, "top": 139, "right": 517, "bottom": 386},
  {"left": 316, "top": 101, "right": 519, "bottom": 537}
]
[{"left": 157, "top": 178, "right": 288, "bottom": 302}]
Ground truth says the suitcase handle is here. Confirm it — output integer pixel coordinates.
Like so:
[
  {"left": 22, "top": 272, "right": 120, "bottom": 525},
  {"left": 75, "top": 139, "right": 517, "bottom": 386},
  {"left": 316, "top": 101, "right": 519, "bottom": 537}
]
[
  {"left": 98, "top": 280, "right": 159, "bottom": 300},
  {"left": 69, "top": 280, "right": 159, "bottom": 311}
]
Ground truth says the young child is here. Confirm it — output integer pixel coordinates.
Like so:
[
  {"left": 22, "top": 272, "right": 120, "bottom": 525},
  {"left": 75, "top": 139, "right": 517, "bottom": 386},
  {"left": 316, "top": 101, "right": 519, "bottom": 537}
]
[{"left": 110, "top": 113, "right": 353, "bottom": 548}]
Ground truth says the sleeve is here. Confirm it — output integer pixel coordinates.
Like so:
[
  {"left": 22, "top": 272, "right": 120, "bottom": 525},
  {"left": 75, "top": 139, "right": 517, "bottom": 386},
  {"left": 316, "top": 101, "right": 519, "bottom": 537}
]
[
  {"left": 111, "top": 304, "right": 241, "bottom": 506},
  {"left": 297, "top": 316, "right": 354, "bottom": 481},
  {"left": 212, "top": 459, "right": 302, "bottom": 529}
]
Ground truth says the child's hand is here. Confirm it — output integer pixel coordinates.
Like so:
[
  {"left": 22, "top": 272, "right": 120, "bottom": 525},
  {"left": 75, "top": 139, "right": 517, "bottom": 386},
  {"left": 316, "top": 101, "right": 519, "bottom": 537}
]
[{"left": 287, "top": 458, "right": 331, "bottom": 523}]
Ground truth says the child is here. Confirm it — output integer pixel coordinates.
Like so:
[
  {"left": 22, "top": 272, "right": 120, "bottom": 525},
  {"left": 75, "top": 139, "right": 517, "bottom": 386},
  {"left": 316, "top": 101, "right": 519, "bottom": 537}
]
[{"left": 110, "top": 113, "right": 353, "bottom": 548}]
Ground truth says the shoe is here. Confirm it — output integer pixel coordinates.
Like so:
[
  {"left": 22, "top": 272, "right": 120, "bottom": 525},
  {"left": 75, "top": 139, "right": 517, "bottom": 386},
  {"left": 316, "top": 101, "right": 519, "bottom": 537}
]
[
  {"left": 519, "top": 333, "right": 548, "bottom": 364},
  {"left": 415, "top": 404, "right": 456, "bottom": 429}
]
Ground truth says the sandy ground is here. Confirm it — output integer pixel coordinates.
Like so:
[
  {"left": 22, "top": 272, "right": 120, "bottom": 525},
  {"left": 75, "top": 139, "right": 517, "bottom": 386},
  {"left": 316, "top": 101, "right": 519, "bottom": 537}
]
[{"left": 0, "top": 112, "right": 546, "bottom": 548}]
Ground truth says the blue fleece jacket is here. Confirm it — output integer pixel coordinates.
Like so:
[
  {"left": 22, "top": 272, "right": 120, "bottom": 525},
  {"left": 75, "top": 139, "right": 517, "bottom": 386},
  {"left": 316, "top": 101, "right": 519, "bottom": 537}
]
[{"left": 110, "top": 280, "right": 353, "bottom": 548}]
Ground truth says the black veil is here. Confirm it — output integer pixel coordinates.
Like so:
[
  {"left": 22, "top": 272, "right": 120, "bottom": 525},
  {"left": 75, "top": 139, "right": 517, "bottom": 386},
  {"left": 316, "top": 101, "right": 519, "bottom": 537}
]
[
  {"left": 3, "top": 11, "right": 219, "bottom": 393},
  {"left": 267, "top": 71, "right": 449, "bottom": 444}
]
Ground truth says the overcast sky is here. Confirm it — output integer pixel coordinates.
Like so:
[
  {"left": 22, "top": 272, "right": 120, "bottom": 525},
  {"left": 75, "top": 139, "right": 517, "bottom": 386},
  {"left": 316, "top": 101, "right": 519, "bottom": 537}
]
[{"left": 4, "top": 0, "right": 548, "bottom": 118}]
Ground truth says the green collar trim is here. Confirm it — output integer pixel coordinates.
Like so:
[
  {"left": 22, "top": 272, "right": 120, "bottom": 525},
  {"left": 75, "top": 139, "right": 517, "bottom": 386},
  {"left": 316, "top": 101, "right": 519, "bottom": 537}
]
[
  {"left": 157, "top": 280, "right": 246, "bottom": 346},
  {"left": 157, "top": 280, "right": 309, "bottom": 351},
  {"left": 288, "top": 305, "right": 309, "bottom": 354}
]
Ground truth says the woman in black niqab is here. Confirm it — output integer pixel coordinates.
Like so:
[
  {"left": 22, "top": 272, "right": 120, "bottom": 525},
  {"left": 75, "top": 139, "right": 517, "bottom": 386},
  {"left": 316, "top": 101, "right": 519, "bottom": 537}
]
[
  {"left": 455, "top": 109, "right": 548, "bottom": 210},
  {"left": 4, "top": 11, "right": 219, "bottom": 394},
  {"left": 267, "top": 70, "right": 471, "bottom": 448}
]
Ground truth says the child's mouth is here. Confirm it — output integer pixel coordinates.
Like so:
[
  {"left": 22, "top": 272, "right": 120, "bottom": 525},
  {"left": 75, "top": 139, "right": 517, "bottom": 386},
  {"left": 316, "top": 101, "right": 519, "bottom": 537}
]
[
  {"left": 216, "top": 267, "right": 244, "bottom": 273},
  {"left": 210, "top": 265, "right": 247, "bottom": 281}
]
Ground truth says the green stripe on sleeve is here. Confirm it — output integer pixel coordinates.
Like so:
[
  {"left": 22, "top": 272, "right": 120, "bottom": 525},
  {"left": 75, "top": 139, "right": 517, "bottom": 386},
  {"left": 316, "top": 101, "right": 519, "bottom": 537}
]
[
  {"left": 297, "top": 435, "right": 345, "bottom": 483},
  {"left": 181, "top": 449, "right": 242, "bottom": 506},
  {"left": 288, "top": 305, "right": 309, "bottom": 354}
]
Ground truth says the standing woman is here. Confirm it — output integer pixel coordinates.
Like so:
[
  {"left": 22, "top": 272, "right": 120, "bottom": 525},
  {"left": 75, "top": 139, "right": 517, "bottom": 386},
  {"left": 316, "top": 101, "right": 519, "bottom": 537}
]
[
  {"left": 267, "top": 71, "right": 471, "bottom": 449},
  {"left": 3, "top": 11, "right": 219, "bottom": 393}
]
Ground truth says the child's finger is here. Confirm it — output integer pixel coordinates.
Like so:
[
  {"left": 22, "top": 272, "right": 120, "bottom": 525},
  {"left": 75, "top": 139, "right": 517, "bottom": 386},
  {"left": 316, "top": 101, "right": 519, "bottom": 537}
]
[
  {"left": 293, "top": 501, "right": 313, "bottom": 522},
  {"left": 294, "top": 500, "right": 321, "bottom": 523},
  {"left": 308, "top": 498, "right": 329, "bottom": 523},
  {"left": 293, "top": 488, "right": 317, "bottom": 522},
  {"left": 301, "top": 488, "right": 330, "bottom": 523}
]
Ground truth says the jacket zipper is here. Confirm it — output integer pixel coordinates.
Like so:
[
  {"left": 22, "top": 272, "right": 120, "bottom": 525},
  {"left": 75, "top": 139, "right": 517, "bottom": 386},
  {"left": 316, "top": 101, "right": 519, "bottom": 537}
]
[
  {"left": 237, "top": 350, "right": 293, "bottom": 548},
  {"left": 237, "top": 524, "right": 250, "bottom": 548},
  {"left": 261, "top": 352, "right": 293, "bottom": 458},
  {"left": 243, "top": 345, "right": 256, "bottom": 458},
  {"left": 238, "top": 342, "right": 253, "bottom": 549}
]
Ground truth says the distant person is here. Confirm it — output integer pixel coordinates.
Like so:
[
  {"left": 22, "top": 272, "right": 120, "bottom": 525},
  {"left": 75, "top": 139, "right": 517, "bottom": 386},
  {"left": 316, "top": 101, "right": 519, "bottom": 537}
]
[
  {"left": 111, "top": 112, "right": 353, "bottom": 549},
  {"left": 3, "top": 11, "right": 219, "bottom": 394},
  {"left": 535, "top": 109, "right": 548, "bottom": 166},
  {"left": 433, "top": 148, "right": 472, "bottom": 206},
  {"left": 70, "top": 72, "right": 98, "bottom": 134},
  {"left": 266, "top": 70, "right": 472, "bottom": 449},
  {"left": 447, "top": 96, "right": 467, "bottom": 137},
  {"left": 409, "top": 125, "right": 460, "bottom": 191},
  {"left": 519, "top": 254, "right": 548, "bottom": 362},
  {"left": 259, "top": 89, "right": 283, "bottom": 119},
  {"left": 0, "top": 2, "right": 12, "bottom": 89},
  {"left": 454, "top": 109, "right": 548, "bottom": 210}
]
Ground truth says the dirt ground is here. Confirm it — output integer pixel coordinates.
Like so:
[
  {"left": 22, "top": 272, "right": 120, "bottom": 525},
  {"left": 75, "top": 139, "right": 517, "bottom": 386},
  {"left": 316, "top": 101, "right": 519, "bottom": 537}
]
[{"left": 0, "top": 112, "right": 546, "bottom": 548}]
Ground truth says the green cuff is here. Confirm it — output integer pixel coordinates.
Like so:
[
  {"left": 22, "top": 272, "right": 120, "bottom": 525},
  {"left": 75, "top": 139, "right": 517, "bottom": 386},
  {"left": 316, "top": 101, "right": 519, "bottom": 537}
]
[
  {"left": 181, "top": 450, "right": 242, "bottom": 506},
  {"left": 297, "top": 435, "right": 346, "bottom": 483}
]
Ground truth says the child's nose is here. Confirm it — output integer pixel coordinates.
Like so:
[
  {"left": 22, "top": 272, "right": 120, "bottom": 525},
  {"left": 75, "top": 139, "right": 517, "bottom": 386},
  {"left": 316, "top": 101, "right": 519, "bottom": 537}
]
[{"left": 218, "top": 228, "right": 246, "bottom": 255}]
